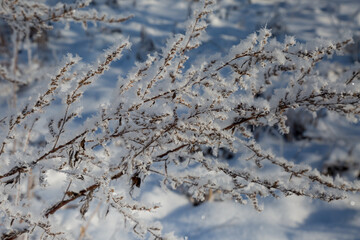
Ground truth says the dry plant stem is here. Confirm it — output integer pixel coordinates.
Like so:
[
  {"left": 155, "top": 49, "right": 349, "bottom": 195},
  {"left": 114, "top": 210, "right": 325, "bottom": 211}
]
[
  {"left": 10, "top": 33, "right": 19, "bottom": 151},
  {"left": 138, "top": 51, "right": 260, "bottom": 106},
  {"left": 78, "top": 202, "right": 101, "bottom": 240},
  {"left": 53, "top": 43, "right": 128, "bottom": 149},
  {"left": 346, "top": 70, "right": 360, "bottom": 85},
  {"left": 61, "top": 180, "right": 73, "bottom": 202},
  {"left": 0, "top": 67, "right": 26, "bottom": 85},
  {"left": 1, "top": 211, "right": 64, "bottom": 239},
  {"left": 1, "top": 0, "right": 133, "bottom": 31},
  {"left": 53, "top": 106, "right": 69, "bottom": 149},
  {"left": 0, "top": 131, "right": 88, "bottom": 182},
  {"left": 141, "top": 36, "right": 183, "bottom": 97},
  {"left": 110, "top": 197, "right": 162, "bottom": 239},
  {"left": 44, "top": 182, "right": 100, "bottom": 218},
  {"left": 11, "top": 32, "right": 19, "bottom": 76},
  {"left": 23, "top": 118, "right": 38, "bottom": 153},
  {"left": 26, "top": 169, "right": 34, "bottom": 200},
  {"left": 44, "top": 171, "right": 125, "bottom": 218},
  {"left": 140, "top": 1, "right": 211, "bottom": 98},
  {"left": 0, "top": 59, "right": 77, "bottom": 156}
]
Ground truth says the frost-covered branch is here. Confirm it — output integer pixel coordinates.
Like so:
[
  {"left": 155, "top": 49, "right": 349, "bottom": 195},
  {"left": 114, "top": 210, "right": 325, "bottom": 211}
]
[{"left": 0, "top": 0, "right": 360, "bottom": 239}]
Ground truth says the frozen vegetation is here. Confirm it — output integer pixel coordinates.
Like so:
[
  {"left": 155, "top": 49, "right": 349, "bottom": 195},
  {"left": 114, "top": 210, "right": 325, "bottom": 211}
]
[{"left": 0, "top": 0, "right": 360, "bottom": 239}]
